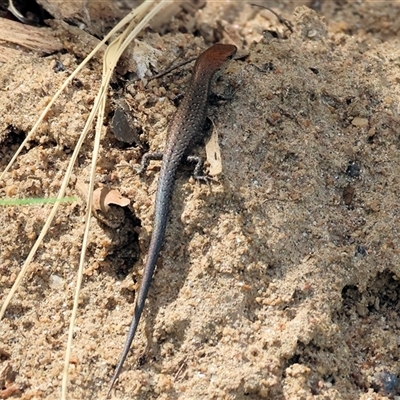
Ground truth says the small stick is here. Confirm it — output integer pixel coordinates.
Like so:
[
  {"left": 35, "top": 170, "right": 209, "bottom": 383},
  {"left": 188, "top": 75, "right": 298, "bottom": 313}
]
[
  {"left": 250, "top": 4, "right": 294, "bottom": 33},
  {"left": 148, "top": 56, "right": 197, "bottom": 81},
  {"left": 130, "top": 56, "right": 197, "bottom": 84}
]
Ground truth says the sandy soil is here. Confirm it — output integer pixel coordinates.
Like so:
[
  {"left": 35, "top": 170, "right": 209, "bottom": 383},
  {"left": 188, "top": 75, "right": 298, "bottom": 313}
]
[{"left": 1, "top": 1, "right": 400, "bottom": 399}]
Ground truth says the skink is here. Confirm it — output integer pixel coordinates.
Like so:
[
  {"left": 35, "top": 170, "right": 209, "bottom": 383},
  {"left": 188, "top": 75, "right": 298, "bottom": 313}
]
[{"left": 108, "top": 43, "right": 237, "bottom": 396}]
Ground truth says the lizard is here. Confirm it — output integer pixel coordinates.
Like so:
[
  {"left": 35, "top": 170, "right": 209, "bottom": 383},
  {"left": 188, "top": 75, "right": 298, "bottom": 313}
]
[{"left": 108, "top": 43, "right": 237, "bottom": 396}]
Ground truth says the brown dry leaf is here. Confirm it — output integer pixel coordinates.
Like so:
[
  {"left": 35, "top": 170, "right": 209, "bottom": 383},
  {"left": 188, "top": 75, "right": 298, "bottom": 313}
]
[
  {"left": 0, "top": 364, "right": 20, "bottom": 399},
  {"left": 92, "top": 187, "right": 130, "bottom": 213},
  {"left": 0, "top": 386, "right": 20, "bottom": 398}
]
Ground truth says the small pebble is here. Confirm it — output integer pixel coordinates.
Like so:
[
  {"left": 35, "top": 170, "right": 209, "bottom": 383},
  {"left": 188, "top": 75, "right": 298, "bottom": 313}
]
[
  {"left": 49, "top": 274, "right": 64, "bottom": 289},
  {"left": 346, "top": 161, "right": 361, "bottom": 178},
  {"left": 307, "top": 29, "right": 317, "bottom": 38},
  {"left": 355, "top": 245, "right": 367, "bottom": 257},
  {"left": 372, "top": 371, "right": 399, "bottom": 396},
  {"left": 343, "top": 185, "right": 355, "bottom": 205},
  {"left": 351, "top": 117, "right": 368, "bottom": 127}
]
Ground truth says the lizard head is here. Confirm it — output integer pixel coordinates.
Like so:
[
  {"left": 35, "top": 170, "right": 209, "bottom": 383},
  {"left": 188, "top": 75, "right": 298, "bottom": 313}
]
[{"left": 193, "top": 43, "right": 237, "bottom": 78}]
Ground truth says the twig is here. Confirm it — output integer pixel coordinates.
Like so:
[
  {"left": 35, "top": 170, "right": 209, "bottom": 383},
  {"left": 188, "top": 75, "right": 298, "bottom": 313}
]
[{"left": 250, "top": 4, "right": 293, "bottom": 33}]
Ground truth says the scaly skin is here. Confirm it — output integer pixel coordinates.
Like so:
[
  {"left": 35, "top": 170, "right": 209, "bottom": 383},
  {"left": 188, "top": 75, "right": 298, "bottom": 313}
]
[{"left": 108, "top": 43, "right": 237, "bottom": 396}]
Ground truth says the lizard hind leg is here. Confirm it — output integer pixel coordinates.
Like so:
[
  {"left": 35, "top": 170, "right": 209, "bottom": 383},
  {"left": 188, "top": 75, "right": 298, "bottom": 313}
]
[
  {"left": 137, "top": 152, "right": 164, "bottom": 174},
  {"left": 186, "top": 155, "right": 209, "bottom": 182}
]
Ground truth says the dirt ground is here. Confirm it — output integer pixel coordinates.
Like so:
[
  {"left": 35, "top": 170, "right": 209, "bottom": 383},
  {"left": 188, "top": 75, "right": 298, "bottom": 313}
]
[{"left": 1, "top": 1, "right": 400, "bottom": 399}]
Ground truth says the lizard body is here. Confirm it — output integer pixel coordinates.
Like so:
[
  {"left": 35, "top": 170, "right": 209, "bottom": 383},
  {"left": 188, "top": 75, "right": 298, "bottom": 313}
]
[{"left": 108, "top": 43, "right": 237, "bottom": 396}]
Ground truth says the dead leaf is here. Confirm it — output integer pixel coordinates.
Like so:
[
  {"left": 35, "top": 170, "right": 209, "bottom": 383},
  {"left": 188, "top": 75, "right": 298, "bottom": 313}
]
[
  {"left": 92, "top": 187, "right": 130, "bottom": 213},
  {"left": 205, "top": 121, "right": 222, "bottom": 176},
  {"left": 0, "top": 385, "right": 20, "bottom": 398}
]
